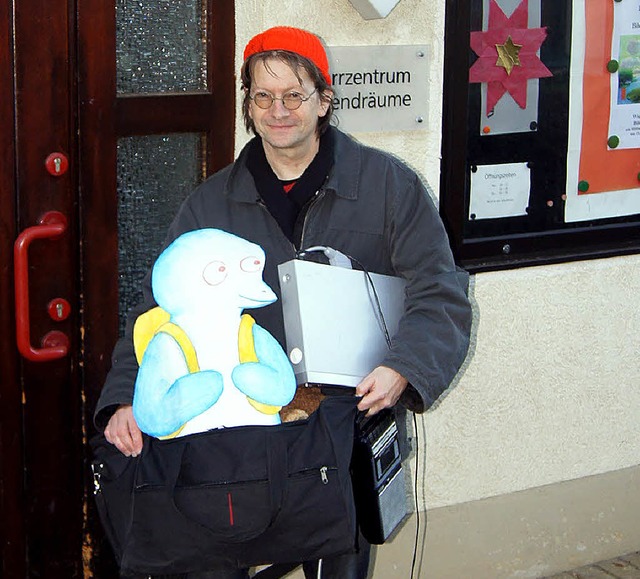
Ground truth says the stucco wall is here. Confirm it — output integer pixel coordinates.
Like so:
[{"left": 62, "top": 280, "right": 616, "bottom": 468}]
[
  {"left": 423, "top": 256, "right": 640, "bottom": 508},
  {"left": 235, "top": 0, "right": 640, "bottom": 510}
]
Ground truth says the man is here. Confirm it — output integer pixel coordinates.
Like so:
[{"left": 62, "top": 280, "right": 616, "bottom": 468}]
[{"left": 95, "top": 26, "right": 472, "bottom": 579}]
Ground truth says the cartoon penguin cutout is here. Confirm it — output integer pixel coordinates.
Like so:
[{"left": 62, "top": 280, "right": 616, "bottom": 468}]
[{"left": 131, "top": 228, "right": 296, "bottom": 438}]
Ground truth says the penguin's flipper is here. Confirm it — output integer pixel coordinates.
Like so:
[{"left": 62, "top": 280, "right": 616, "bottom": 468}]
[
  {"left": 232, "top": 317, "right": 296, "bottom": 409},
  {"left": 133, "top": 333, "right": 223, "bottom": 437}
]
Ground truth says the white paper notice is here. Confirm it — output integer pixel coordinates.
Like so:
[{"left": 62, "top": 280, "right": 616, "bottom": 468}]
[
  {"left": 469, "top": 162, "right": 531, "bottom": 220},
  {"left": 608, "top": 0, "right": 640, "bottom": 150}
]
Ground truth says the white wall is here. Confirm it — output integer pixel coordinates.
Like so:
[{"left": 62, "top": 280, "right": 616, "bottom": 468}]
[
  {"left": 424, "top": 256, "right": 640, "bottom": 508},
  {"left": 235, "top": 0, "right": 640, "bottom": 510}
]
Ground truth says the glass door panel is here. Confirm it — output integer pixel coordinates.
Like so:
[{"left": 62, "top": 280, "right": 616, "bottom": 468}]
[
  {"left": 116, "top": 0, "right": 208, "bottom": 93},
  {"left": 116, "top": 132, "right": 206, "bottom": 331}
]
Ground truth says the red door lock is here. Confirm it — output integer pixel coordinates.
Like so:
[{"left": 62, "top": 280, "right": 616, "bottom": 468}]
[
  {"left": 48, "top": 298, "right": 72, "bottom": 321},
  {"left": 45, "top": 152, "right": 69, "bottom": 176}
]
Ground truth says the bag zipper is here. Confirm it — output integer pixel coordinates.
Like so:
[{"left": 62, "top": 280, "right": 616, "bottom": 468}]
[
  {"left": 136, "top": 466, "right": 335, "bottom": 492},
  {"left": 135, "top": 476, "right": 269, "bottom": 491},
  {"left": 290, "top": 465, "right": 335, "bottom": 485}
]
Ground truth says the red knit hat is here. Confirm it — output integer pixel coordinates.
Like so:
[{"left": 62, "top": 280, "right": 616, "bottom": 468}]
[{"left": 243, "top": 26, "right": 332, "bottom": 86}]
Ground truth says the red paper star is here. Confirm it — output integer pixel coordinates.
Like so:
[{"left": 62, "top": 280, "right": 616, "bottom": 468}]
[{"left": 469, "top": 0, "right": 553, "bottom": 114}]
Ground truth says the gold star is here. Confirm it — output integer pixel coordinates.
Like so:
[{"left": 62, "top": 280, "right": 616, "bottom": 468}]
[{"left": 495, "top": 36, "right": 522, "bottom": 75}]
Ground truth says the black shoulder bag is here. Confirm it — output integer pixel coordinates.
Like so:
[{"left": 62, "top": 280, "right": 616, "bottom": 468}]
[{"left": 91, "top": 394, "right": 359, "bottom": 576}]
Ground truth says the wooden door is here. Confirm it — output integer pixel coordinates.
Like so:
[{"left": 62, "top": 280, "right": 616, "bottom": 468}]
[{"left": 0, "top": 1, "right": 234, "bottom": 576}]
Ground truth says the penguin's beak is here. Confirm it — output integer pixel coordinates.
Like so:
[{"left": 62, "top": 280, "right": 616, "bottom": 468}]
[{"left": 239, "top": 280, "right": 277, "bottom": 308}]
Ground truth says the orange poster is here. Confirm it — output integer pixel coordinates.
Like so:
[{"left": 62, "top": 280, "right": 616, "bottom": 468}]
[{"left": 580, "top": 1, "right": 640, "bottom": 194}]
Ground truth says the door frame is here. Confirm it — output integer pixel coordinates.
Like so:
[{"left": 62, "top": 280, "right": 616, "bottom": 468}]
[{"left": 0, "top": 0, "right": 23, "bottom": 572}]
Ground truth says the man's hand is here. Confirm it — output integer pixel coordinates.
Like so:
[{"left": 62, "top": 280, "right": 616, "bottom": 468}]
[
  {"left": 355, "top": 366, "right": 408, "bottom": 416},
  {"left": 104, "top": 404, "right": 143, "bottom": 457}
]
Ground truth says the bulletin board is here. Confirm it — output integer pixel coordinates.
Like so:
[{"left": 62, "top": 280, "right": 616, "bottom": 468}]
[{"left": 440, "top": 0, "right": 640, "bottom": 271}]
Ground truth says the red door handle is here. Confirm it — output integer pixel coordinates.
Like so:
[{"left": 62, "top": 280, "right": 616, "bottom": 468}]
[{"left": 14, "top": 211, "right": 70, "bottom": 361}]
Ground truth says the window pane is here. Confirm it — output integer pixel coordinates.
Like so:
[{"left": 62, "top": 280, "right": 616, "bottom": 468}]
[
  {"left": 117, "top": 133, "right": 206, "bottom": 333},
  {"left": 116, "top": 0, "right": 207, "bottom": 94}
]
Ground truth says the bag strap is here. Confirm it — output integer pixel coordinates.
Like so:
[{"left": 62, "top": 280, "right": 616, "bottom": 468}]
[{"left": 157, "top": 322, "right": 200, "bottom": 373}]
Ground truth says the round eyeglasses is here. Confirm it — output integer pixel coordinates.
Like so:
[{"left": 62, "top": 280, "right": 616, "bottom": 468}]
[{"left": 249, "top": 89, "right": 318, "bottom": 110}]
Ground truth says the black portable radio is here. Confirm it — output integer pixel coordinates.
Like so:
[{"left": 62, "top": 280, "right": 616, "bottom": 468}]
[{"left": 351, "top": 409, "right": 409, "bottom": 544}]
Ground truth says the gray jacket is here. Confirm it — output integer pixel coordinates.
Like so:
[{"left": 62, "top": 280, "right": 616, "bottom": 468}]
[{"left": 95, "top": 127, "right": 472, "bottom": 428}]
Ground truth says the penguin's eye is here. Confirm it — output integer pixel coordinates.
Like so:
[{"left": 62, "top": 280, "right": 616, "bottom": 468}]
[
  {"left": 240, "top": 256, "right": 262, "bottom": 273},
  {"left": 202, "top": 261, "right": 227, "bottom": 285}
]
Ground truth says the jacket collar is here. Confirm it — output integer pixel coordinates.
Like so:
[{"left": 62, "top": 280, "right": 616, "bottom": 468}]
[
  {"left": 324, "top": 127, "right": 360, "bottom": 200},
  {"left": 225, "top": 126, "right": 362, "bottom": 203}
]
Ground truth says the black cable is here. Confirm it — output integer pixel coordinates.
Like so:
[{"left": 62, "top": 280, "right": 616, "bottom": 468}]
[
  {"left": 362, "top": 268, "right": 393, "bottom": 348},
  {"left": 295, "top": 247, "right": 391, "bottom": 345},
  {"left": 339, "top": 253, "right": 392, "bottom": 348},
  {"left": 410, "top": 412, "right": 420, "bottom": 579}
]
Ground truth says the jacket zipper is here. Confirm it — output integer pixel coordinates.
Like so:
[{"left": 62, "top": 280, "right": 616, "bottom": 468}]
[
  {"left": 256, "top": 198, "right": 296, "bottom": 257},
  {"left": 298, "top": 189, "right": 326, "bottom": 251},
  {"left": 256, "top": 188, "right": 326, "bottom": 254}
]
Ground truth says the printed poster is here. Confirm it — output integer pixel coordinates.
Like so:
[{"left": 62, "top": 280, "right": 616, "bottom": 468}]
[
  {"left": 565, "top": 0, "right": 640, "bottom": 222},
  {"left": 608, "top": 1, "right": 640, "bottom": 150}
]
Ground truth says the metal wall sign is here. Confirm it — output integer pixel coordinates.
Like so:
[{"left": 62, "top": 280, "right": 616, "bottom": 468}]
[{"left": 326, "top": 45, "right": 429, "bottom": 133}]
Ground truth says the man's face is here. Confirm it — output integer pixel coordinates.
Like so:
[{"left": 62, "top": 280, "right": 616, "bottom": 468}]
[{"left": 248, "top": 58, "right": 330, "bottom": 158}]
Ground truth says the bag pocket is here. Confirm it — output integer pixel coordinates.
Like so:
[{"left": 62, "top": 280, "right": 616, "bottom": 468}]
[
  {"left": 173, "top": 478, "right": 272, "bottom": 542},
  {"left": 240, "top": 464, "right": 356, "bottom": 567},
  {"left": 281, "top": 464, "right": 354, "bottom": 545}
]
